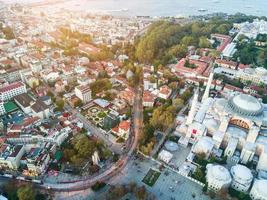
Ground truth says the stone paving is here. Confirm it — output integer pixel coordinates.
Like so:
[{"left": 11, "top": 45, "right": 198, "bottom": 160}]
[{"left": 109, "top": 157, "right": 211, "bottom": 200}]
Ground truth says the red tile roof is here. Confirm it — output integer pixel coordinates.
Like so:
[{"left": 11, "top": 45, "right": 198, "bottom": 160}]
[
  {"left": 119, "top": 120, "right": 130, "bottom": 132},
  {"left": 175, "top": 58, "right": 208, "bottom": 75},
  {"left": 211, "top": 34, "right": 232, "bottom": 52},
  {"left": 0, "top": 82, "right": 24, "bottom": 94},
  {"left": 143, "top": 91, "right": 155, "bottom": 103},
  {"left": 215, "top": 59, "right": 237, "bottom": 67}
]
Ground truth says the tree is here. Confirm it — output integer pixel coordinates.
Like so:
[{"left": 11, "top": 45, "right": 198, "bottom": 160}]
[
  {"left": 90, "top": 78, "right": 112, "bottom": 96},
  {"left": 74, "top": 135, "right": 96, "bottom": 157},
  {"left": 74, "top": 99, "right": 83, "bottom": 108},
  {"left": 192, "top": 167, "right": 206, "bottom": 183},
  {"left": 181, "top": 36, "right": 196, "bottom": 46},
  {"left": 55, "top": 99, "right": 65, "bottom": 111},
  {"left": 150, "top": 106, "right": 175, "bottom": 130},
  {"left": 199, "top": 36, "right": 211, "bottom": 48},
  {"left": 216, "top": 24, "right": 232, "bottom": 34},
  {"left": 3, "top": 180, "right": 19, "bottom": 200},
  {"left": 168, "top": 82, "right": 177, "bottom": 90},
  {"left": 173, "top": 98, "right": 184, "bottom": 110},
  {"left": 135, "top": 186, "right": 148, "bottom": 200},
  {"left": 17, "top": 185, "right": 36, "bottom": 200}
]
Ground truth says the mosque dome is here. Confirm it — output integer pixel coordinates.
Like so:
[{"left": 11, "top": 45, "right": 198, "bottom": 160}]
[
  {"left": 203, "top": 118, "right": 219, "bottom": 132},
  {"left": 206, "top": 164, "right": 232, "bottom": 191},
  {"left": 250, "top": 179, "right": 267, "bottom": 199},
  {"left": 193, "top": 137, "right": 214, "bottom": 155},
  {"left": 228, "top": 94, "right": 263, "bottom": 116},
  {"left": 231, "top": 164, "right": 253, "bottom": 184}
]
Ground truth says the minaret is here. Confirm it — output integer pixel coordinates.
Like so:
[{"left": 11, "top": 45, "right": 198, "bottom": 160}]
[
  {"left": 186, "top": 88, "right": 199, "bottom": 125},
  {"left": 202, "top": 69, "right": 214, "bottom": 102}
]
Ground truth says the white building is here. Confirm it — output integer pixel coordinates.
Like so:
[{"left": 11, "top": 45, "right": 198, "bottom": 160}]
[
  {"left": 178, "top": 68, "right": 267, "bottom": 171},
  {"left": 250, "top": 179, "right": 267, "bottom": 200},
  {"left": 206, "top": 164, "right": 232, "bottom": 191},
  {"left": 0, "top": 81, "right": 27, "bottom": 101},
  {"left": 112, "top": 120, "right": 130, "bottom": 139},
  {"left": 75, "top": 85, "right": 92, "bottom": 103},
  {"left": 230, "top": 164, "right": 253, "bottom": 192},
  {"left": 158, "top": 150, "right": 173, "bottom": 164},
  {"left": 0, "top": 101, "right": 5, "bottom": 115},
  {"left": 0, "top": 144, "right": 25, "bottom": 170}
]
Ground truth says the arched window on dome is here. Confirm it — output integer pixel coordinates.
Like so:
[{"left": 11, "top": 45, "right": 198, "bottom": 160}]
[{"left": 229, "top": 118, "right": 250, "bottom": 130}]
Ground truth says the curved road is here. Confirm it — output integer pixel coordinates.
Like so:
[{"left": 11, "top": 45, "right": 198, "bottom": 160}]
[{"left": 42, "top": 86, "right": 143, "bottom": 191}]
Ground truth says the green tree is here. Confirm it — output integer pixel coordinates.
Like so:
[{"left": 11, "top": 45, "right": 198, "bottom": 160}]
[
  {"left": 55, "top": 99, "right": 65, "bottom": 111},
  {"left": 74, "top": 135, "right": 96, "bottom": 157},
  {"left": 17, "top": 185, "right": 36, "bottom": 200},
  {"left": 173, "top": 98, "right": 184, "bottom": 110},
  {"left": 199, "top": 36, "right": 211, "bottom": 48},
  {"left": 192, "top": 167, "right": 206, "bottom": 183},
  {"left": 150, "top": 106, "right": 175, "bottom": 130},
  {"left": 181, "top": 36, "right": 196, "bottom": 46}
]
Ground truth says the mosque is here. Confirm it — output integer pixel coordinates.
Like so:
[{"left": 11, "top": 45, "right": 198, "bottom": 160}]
[{"left": 177, "top": 71, "right": 267, "bottom": 172}]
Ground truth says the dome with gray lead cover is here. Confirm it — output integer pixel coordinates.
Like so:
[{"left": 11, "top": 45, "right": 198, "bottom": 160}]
[{"left": 228, "top": 94, "right": 263, "bottom": 116}]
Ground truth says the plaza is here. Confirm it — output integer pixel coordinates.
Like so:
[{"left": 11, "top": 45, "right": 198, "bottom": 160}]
[{"left": 109, "top": 156, "right": 212, "bottom": 200}]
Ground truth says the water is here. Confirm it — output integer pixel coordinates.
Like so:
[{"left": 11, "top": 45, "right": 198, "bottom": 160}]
[{"left": 3, "top": 0, "right": 267, "bottom": 17}]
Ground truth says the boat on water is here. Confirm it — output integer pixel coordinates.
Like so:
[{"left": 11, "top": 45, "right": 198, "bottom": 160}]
[
  {"left": 212, "top": 0, "right": 220, "bottom": 3},
  {"left": 198, "top": 8, "right": 208, "bottom": 12}
]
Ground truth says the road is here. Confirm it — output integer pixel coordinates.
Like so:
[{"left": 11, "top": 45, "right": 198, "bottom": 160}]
[{"left": 42, "top": 86, "right": 143, "bottom": 191}]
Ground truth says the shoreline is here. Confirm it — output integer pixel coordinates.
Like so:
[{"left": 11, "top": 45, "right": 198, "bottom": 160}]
[{"left": 2, "top": 0, "right": 267, "bottom": 19}]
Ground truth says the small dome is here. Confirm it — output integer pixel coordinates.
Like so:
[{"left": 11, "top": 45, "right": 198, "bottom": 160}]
[
  {"left": 231, "top": 164, "right": 253, "bottom": 182},
  {"left": 203, "top": 118, "right": 219, "bottom": 132},
  {"left": 214, "top": 98, "right": 227, "bottom": 112},
  {"left": 228, "top": 94, "right": 263, "bottom": 116},
  {"left": 193, "top": 137, "right": 214, "bottom": 155},
  {"left": 164, "top": 141, "right": 179, "bottom": 152}
]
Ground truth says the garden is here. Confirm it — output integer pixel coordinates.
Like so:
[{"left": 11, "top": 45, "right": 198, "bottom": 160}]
[{"left": 142, "top": 168, "right": 161, "bottom": 187}]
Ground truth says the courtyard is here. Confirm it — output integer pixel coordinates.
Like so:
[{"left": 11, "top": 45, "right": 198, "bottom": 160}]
[{"left": 85, "top": 106, "right": 108, "bottom": 127}]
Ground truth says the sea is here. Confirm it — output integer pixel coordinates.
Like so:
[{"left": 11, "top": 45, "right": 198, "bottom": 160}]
[{"left": 2, "top": 0, "right": 267, "bottom": 17}]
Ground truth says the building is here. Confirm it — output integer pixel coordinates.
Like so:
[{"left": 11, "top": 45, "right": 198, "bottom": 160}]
[
  {"left": 75, "top": 85, "right": 92, "bottom": 103},
  {"left": 158, "top": 150, "right": 173, "bottom": 164},
  {"left": 143, "top": 91, "right": 155, "bottom": 107},
  {"left": 0, "top": 82, "right": 27, "bottom": 101},
  {"left": 211, "top": 34, "right": 232, "bottom": 52},
  {"left": 0, "top": 144, "right": 25, "bottom": 170},
  {"left": 14, "top": 93, "right": 33, "bottom": 114},
  {"left": 103, "top": 112, "right": 120, "bottom": 130},
  {"left": 192, "top": 136, "right": 214, "bottom": 158},
  {"left": 250, "top": 179, "right": 267, "bottom": 200},
  {"left": 0, "top": 101, "right": 5, "bottom": 115},
  {"left": 144, "top": 79, "right": 157, "bottom": 90},
  {"left": 26, "top": 147, "right": 50, "bottom": 175},
  {"left": 31, "top": 99, "right": 50, "bottom": 119},
  {"left": 174, "top": 58, "right": 209, "bottom": 77},
  {"left": 158, "top": 85, "right": 172, "bottom": 100},
  {"left": 112, "top": 120, "right": 131, "bottom": 139},
  {"left": 230, "top": 164, "right": 253, "bottom": 192},
  {"left": 177, "top": 70, "right": 267, "bottom": 171},
  {"left": 206, "top": 164, "right": 232, "bottom": 191}
]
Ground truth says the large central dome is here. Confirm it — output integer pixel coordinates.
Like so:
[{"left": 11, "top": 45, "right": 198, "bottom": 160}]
[{"left": 228, "top": 94, "right": 263, "bottom": 116}]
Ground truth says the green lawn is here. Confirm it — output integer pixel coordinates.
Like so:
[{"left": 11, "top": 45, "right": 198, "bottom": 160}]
[{"left": 142, "top": 168, "right": 161, "bottom": 187}]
